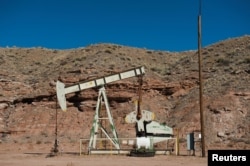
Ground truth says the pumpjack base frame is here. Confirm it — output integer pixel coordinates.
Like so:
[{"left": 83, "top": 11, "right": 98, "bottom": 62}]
[{"left": 129, "top": 149, "right": 155, "bottom": 157}]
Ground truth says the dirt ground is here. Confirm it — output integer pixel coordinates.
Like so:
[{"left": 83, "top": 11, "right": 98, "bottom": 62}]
[
  {"left": 0, "top": 153, "right": 207, "bottom": 166},
  {"left": 0, "top": 143, "right": 207, "bottom": 166}
]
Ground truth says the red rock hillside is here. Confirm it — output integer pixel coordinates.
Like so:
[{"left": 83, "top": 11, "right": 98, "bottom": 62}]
[{"left": 0, "top": 35, "right": 249, "bottom": 152}]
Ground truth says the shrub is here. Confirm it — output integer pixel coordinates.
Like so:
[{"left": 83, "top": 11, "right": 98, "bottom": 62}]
[
  {"left": 243, "top": 58, "right": 250, "bottom": 64},
  {"left": 216, "top": 58, "right": 230, "bottom": 66},
  {"left": 202, "top": 51, "right": 209, "bottom": 55},
  {"left": 104, "top": 49, "right": 112, "bottom": 54},
  {"left": 36, "top": 140, "right": 42, "bottom": 144},
  {"left": 208, "top": 48, "right": 214, "bottom": 52},
  {"left": 151, "top": 67, "right": 162, "bottom": 73}
]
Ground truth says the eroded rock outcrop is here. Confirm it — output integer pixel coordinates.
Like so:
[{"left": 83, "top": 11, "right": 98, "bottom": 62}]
[{"left": 0, "top": 36, "right": 249, "bottom": 150}]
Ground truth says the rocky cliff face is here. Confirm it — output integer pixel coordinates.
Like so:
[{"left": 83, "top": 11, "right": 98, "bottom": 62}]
[{"left": 0, "top": 36, "right": 249, "bottom": 150}]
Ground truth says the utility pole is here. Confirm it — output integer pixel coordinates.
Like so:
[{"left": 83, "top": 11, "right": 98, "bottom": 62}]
[{"left": 198, "top": 0, "right": 206, "bottom": 157}]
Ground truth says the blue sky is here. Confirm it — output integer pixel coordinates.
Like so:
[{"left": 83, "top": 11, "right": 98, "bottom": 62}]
[{"left": 1, "top": 0, "right": 249, "bottom": 51}]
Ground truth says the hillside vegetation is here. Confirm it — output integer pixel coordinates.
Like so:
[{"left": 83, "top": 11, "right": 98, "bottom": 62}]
[{"left": 0, "top": 35, "right": 249, "bottom": 152}]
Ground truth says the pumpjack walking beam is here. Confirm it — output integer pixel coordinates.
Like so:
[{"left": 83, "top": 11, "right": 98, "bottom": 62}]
[{"left": 56, "top": 66, "right": 145, "bottom": 112}]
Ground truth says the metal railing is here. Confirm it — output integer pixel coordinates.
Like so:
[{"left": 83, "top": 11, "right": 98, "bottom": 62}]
[{"left": 79, "top": 137, "right": 178, "bottom": 156}]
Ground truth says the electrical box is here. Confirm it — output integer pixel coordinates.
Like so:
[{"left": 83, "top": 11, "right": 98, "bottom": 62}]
[{"left": 187, "top": 133, "right": 194, "bottom": 150}]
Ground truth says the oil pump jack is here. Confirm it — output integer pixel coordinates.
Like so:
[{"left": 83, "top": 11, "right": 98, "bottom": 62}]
[
  {"left": 56, "top": 66, "right": 173, "bottom": 156},
  {"left": 56, "top": 66, "right": 145, "bottom": 153}
]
